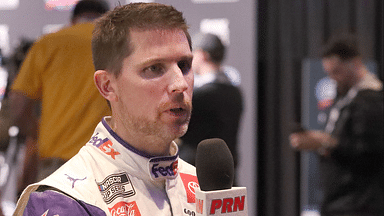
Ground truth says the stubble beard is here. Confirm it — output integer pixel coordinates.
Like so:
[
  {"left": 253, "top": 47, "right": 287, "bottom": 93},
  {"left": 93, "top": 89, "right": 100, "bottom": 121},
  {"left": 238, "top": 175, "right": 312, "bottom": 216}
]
[{"left": 120, "top": 104, "right": 191, "bottom": 145}]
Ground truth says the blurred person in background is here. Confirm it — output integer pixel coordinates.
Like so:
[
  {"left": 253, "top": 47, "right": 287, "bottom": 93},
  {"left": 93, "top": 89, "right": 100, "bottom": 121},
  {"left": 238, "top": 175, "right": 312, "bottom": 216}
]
[
  {"left": 9, "top": 0, "right": 111, "bottom": 196},
  {"left": 179, "top": 33, "right": 243, "bottom": 179},
  {"left": 0, "top": 38, "right": 34, "bottom": 216},
  {"left": 290, "top": 33, "right": 383, "bottom": 216},
  {"left": 0, "top": 39, "right": 34, "bottom": 150}
]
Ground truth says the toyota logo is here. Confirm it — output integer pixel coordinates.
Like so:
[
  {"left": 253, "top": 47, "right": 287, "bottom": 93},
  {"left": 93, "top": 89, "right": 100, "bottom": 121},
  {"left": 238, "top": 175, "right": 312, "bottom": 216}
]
[{"left": 187, "top": 181, "right": 199, "bottom": 194}]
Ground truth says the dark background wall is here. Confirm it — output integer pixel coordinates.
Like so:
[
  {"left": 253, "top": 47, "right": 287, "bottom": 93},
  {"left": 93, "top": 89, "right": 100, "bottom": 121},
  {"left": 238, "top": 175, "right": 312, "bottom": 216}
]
[
  {"left": 1, "top": 0, "right": 257, "bottom": 215},
  {"left": 257, "top": 0, "right": 383, "bottom": 216}
]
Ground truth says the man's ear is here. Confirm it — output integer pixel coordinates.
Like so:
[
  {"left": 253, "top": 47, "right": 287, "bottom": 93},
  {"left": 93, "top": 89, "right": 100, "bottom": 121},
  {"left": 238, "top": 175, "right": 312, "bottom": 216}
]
[{"left": 94, "top": 70, "right": 118, "bottom": 102}]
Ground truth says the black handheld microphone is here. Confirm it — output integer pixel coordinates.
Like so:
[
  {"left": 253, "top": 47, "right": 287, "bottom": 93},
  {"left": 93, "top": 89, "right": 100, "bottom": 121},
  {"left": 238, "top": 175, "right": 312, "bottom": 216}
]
[
  {"left": 195, "top": 138, "right": 234, "bottom": 191},
  {"left": 195, "top": 138, "right": 248, "bottom": 215}
]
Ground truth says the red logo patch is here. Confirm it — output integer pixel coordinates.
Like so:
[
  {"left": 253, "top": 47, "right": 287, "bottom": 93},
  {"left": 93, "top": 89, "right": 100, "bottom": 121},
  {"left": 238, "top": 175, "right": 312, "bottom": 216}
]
[
  {"left": 99, "top": 139, "right": 120, "bottom": 159},
  {"left": 179, "top": 173, "right": 199, "bottom": 203},
  {"left": 108, "top": 201, "right": 141, "bottom": 216},
  {"left": 89, "top": 133, "right": 120, "bottom": 159}
]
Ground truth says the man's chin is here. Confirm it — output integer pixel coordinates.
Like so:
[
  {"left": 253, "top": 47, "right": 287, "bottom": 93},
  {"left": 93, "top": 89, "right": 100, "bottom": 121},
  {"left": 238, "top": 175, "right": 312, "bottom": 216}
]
[{"left": 172, "top": 123, "right": 189, "bottom": 138}]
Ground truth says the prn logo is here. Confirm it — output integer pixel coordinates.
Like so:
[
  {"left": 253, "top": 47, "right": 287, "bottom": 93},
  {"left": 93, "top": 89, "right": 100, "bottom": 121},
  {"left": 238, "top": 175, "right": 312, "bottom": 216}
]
[
  {"left": 89, "top": 133, "right": 120, "bottom": 159},
  {"left": 210, "top": 196, "right": 245, "bottom": 214}
]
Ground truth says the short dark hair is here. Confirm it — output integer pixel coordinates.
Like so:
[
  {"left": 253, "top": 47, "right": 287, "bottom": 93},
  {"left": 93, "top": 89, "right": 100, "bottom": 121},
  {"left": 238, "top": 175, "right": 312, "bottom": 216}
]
[
  {"left": 193, "top": 33, "right": 226, "bottom": 64},
  {"left": 72, "top": 0, "right": 109, "bottom": 19},
  {"left": 321, "top": 33, "right": 360, "bottom": 61},
  {"left": 92, "top": 3, "right": 191, "bottom": 77}
]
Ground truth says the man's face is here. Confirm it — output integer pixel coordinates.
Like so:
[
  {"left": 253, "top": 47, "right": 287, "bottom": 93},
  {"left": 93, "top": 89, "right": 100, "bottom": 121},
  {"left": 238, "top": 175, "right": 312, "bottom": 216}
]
[
  {"left": 111, "top": 28, "right": 194, "bottom": 148},
  {"left": 322, "top": 55, "right": 354, "bottom": 94}
]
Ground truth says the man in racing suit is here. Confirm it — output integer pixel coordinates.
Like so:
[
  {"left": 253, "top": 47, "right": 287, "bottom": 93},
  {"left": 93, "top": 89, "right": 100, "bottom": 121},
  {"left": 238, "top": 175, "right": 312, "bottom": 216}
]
[
  {"left": 15, "top": 118, "right": 198, "bottom": 215},
  {"left": 14, "top": 3, "right": 198, "bottom": 215}
]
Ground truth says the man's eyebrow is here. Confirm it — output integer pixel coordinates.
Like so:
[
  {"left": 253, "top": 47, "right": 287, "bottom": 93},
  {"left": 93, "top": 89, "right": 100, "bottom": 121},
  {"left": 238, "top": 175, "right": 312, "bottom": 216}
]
[{"left": 139, "top": 54, "right": 193, "bottom": 66}]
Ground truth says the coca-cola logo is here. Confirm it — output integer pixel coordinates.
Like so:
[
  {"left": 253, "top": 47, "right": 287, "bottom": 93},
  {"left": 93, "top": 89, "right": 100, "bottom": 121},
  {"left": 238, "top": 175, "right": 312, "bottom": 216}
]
[{"left": 108, "top": 201, "right": 141, "bottom": 216}]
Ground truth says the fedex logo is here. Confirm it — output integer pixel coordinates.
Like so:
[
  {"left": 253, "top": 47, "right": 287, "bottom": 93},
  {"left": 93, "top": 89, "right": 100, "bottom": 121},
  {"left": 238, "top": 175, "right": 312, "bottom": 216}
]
[
  {"left": 151, "top": 160, "right": 178, "bottom": 178},
  {"left": 89, "top": 133, "right": 120, "bottom": 159},
  {"left": 108, "top": 201, "right": 141, "bottom": 216},
  {"left": 210, "top": 196, "right": 245, "bottom": 214}
]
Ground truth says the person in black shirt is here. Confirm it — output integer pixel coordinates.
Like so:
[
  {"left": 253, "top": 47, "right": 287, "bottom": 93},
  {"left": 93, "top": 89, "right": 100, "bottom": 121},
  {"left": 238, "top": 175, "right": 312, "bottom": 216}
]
[
  {"left": 179, "top": 33, "right": 243, "bottom": 176},
  {"left": 290, "top": 33, "right": 383, "bottom": 216}
]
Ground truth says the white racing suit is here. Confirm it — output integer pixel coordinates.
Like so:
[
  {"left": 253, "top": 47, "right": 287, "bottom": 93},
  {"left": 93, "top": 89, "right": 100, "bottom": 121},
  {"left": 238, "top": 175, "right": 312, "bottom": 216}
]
[{"left": 14, "top": 117, "right": 199, "bottom": 216}]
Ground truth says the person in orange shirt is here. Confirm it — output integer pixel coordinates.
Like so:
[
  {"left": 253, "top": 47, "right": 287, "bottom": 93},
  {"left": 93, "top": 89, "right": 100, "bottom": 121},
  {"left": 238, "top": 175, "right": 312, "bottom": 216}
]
[{"left": 9, "top": 0, "right": 111, "bottom": 194}]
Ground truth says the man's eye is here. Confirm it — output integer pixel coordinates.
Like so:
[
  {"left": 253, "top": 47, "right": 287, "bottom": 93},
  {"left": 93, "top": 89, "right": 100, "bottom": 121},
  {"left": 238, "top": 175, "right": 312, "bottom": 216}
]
[
  {"left": 178, "top": 60, "right": 192, "bottom": 75},
  {"left": 142, "top": 64, "right": 165, "bottom": 79}
]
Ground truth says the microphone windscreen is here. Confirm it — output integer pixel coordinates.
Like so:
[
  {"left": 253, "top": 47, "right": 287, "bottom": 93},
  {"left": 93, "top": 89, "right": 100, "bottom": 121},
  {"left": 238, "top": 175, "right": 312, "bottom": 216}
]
[{"left": 195, "top": 138, "right": 234, "bottom": 191}]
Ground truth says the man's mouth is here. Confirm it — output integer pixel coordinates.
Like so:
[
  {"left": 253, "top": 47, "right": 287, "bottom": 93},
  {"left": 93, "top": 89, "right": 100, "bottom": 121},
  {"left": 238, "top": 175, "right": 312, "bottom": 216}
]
[
  {"left": 170, "top": 107, "right": 186, "bottom": 115},
  {"left": 163, "top": 101, "right": 191, "bottom": 118},
  {"left": 167, "top": 104, "right": 192, "bottom": 118},
  {"left": 170, "top": 107, "right": 184, "bottom": 112}
]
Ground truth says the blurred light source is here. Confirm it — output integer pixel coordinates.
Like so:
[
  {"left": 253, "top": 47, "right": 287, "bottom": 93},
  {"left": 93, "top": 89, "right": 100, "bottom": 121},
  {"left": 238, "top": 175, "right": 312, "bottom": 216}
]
[
  {"left": 200, "top": 18, "right": 230, "bottom": 46},
  {"left": 0, "top": 25, "right": 10, "bottom": 56},
  {"left": 45, "top": 0, "right": 79, "bottom": 11},
  {"left": 0, "top": 0, "right": 19, "bottom": 10}
]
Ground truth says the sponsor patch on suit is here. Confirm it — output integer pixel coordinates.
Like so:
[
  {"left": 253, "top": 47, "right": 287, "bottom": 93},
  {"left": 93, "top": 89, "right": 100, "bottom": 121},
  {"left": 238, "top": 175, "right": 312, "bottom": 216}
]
[{"left": 97, "top": 172, "right": 136, "bottom": 204}]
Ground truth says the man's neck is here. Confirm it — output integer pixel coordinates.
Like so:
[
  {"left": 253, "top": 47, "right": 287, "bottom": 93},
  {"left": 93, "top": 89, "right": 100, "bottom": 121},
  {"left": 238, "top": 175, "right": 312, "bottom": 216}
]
[{"left": 106, "top": 116, "right": 173, "bottom": 157}]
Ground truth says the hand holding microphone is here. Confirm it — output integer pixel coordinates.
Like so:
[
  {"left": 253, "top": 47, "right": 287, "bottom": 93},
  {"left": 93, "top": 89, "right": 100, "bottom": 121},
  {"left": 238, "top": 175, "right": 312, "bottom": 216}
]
[{"left": 195, "top": 138, "right": 248, "bottom": 216}]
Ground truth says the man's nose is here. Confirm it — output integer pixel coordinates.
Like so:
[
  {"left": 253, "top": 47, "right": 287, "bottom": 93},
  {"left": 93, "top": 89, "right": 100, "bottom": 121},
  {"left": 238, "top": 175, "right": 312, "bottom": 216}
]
[{"left": 168, "top": 66, "right": 189, "bottom": 94}]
